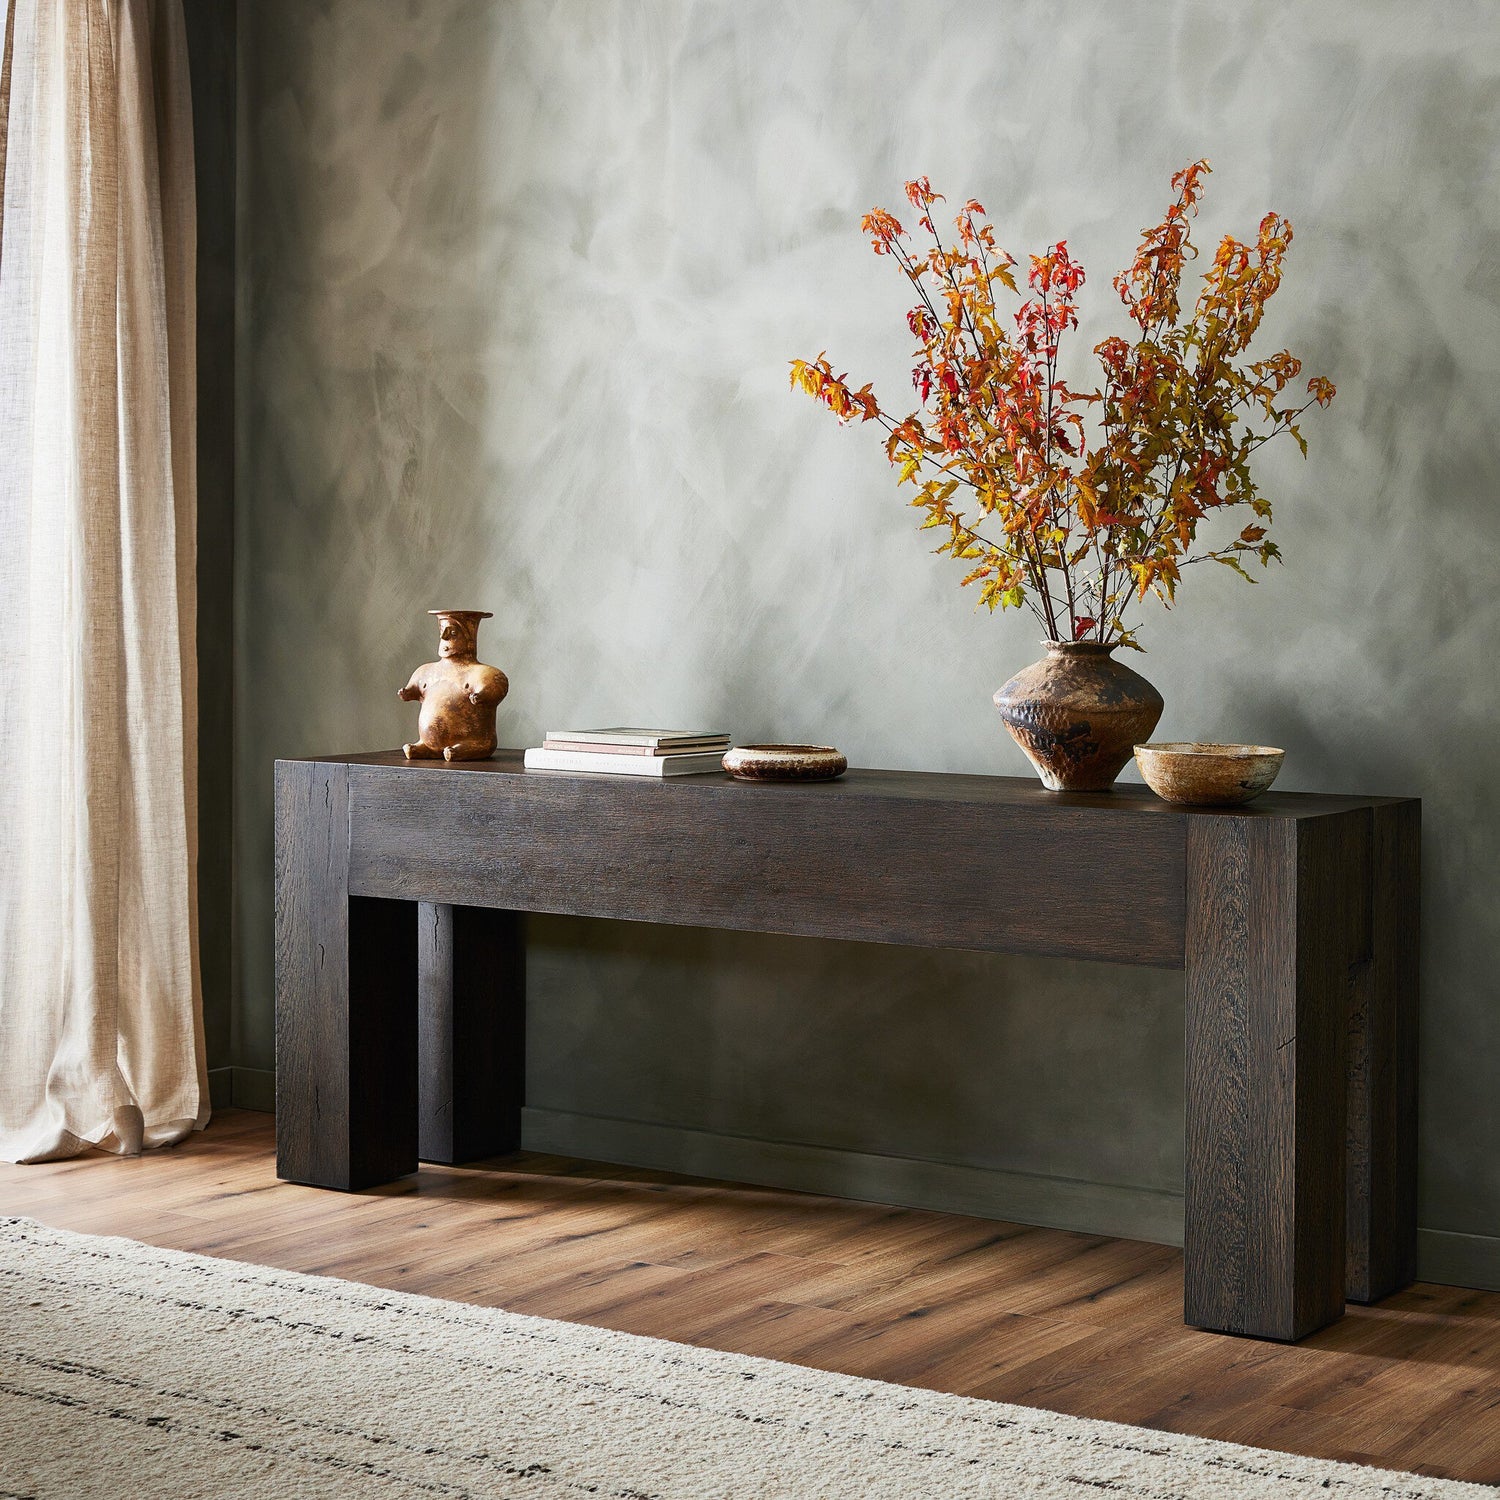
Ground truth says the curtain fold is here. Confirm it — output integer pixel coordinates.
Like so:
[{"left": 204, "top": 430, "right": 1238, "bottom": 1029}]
[{"left": 0, "top": 0, "right": 207, "bottom": 1164}]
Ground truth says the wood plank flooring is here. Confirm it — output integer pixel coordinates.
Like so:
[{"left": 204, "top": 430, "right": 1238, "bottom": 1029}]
[{"left": 3, "top": 1109, "right": 1498, "bottom": 1485}]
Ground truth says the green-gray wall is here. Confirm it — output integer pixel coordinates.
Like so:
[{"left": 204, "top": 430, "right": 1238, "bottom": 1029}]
[
  {"left": 234, "top": 0, "right": 1500, "bottom": 1282},
  {"left": 186, "top": 0, "right": 236, "bottom": 1076}
]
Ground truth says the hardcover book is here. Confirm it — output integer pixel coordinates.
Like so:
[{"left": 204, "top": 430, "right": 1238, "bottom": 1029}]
[
  {"left": 523, "top": 747, "right": 728, "bottom": 777},
  {"left": 542, "top": 739, "right": 728, "bottom": 757},
  {"left": 543, "top": 728, "right": 729, "bottom": 749}
]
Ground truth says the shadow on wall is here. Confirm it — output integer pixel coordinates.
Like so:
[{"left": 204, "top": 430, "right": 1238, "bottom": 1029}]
[{"left": 526, "top": 915, "right": 1185, "bottom": 1198}]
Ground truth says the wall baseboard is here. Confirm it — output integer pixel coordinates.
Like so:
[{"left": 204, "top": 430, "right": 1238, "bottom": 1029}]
[
  {"left": 206, "top": 1067, "right": 234, "bottom": 1111},
  {"left": 1415, "top": 1229, "right": 1500, "bottom": 1294},
  {"left": 201, "top": 1091, "right": 1500, "bottom": 1293},
  {"left": 210, "top": 1066, "right": 275, "bottom": 1114},
  {"left": 521, "top": 1106, "right": 1187, "bottom": 1247},
  {"left": 522, "top": 1110, "right": 1500, "bottom": 1294}
]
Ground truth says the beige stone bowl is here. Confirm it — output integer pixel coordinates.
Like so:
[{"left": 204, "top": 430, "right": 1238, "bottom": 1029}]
[
  {"left": 722, "top": 744, "right": 847, "bottom": 782},
  {"left": 1134, "top": 742, "right": 1285, "bottom": 806}
]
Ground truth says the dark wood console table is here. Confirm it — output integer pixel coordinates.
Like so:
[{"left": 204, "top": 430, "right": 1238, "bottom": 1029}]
[{"left": 274, "top": 750, "right": 1419, "bottom": 1342}]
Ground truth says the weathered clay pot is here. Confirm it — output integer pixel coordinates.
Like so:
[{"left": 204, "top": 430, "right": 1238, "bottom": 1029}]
[{"left": 994, "top": 641, "right": 1164, "bottom": 792}]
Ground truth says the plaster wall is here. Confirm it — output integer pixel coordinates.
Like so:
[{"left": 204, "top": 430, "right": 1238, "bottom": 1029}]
[
  {"left": 185, "top": 0, "right": 236, "bottom": 1071},
  {"left": 237, "top": 0, "right": 1500, "bottom": 1263}
]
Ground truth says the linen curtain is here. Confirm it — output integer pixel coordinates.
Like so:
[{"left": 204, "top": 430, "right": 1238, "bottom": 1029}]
[{"left": 0, "top": 0, "right": 207, "bottom": 1162}]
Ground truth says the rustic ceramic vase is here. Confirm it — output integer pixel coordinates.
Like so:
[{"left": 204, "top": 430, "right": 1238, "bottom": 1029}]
[
  {"left": 399, "top": 609, "right": 509, "bottom": 762},
  {"left": 993, "top": 641, "right": 1164, "bottom": 792}
]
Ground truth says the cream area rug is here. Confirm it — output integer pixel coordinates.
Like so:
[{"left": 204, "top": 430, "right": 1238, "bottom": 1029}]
[{"left": 0, "top": 1218, "right": 1489, "bottom": 1499}]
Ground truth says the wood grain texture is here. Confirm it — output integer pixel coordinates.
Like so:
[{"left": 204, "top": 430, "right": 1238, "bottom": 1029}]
[
  {"left": 274, "top": 760, "right": 418, "bottom": 1189},
  {"left": 331, "top": 754, "right": 1188, "bottom": 968},
  {"left": 1346, "top": 801, "right": 1420, "bottom": 1302},
  {"left": 315, "top": 749, "right": 1395, "bottom": 820},
  {"left": 3, "top": 1112, "right": 1494, "bottom": 1487},
  {"left": 274, "top": 759, "right": 351, "bottom": 1187},
  {"left": 418, "top": 902, "right": 525, "bottom": 1163},
  {"left": 1184, "top": 811, "right": 1368, "bottom": 1340}
]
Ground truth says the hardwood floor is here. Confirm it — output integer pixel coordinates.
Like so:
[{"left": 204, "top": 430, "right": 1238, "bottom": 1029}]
[{"left": 3, "top": 1108, "right": 1498, "bottom": 1485}]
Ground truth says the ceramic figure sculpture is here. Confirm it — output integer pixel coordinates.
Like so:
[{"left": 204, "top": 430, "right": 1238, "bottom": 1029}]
[{"left": 399, "top": 610, "right": 508, "bottom": 762}]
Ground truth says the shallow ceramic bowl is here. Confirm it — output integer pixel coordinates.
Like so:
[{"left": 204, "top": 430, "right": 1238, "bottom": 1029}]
[
  {"left": 722, "top": 744, "right": 847, "bottom": 782},
  {"left": 1134, "top": 742, "right": 1284, "bottom": 806}
]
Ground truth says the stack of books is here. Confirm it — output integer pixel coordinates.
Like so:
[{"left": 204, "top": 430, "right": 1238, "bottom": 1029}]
[{"left": 523, "top": 728, "right": 731, "bottom": 777}]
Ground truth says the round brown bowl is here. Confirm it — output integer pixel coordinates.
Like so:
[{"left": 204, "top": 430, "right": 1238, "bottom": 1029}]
[
  {"left": 1134, "top": 742, "right": 1284, "bottom": 806},
  {"left": 722, "top": 744, "right": 847, "bottom": 782}
]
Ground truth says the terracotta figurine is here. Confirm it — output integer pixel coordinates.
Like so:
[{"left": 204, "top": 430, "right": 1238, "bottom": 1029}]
[{"left": 399, "top": 609, "right": 509, "bottom": 761}]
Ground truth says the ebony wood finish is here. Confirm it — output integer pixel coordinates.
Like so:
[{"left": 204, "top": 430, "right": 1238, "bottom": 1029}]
[
  {"left": 1346, "top": 800, "right": 1421, "bottom": 1302},
  {"left": 1184, "top": 810, "right": 1370, "bottom": 1341},
  {"left": 274, "top": 750, "right": 1420, "bottom": 1341},
  {"left": 343, "top": 754, "right": 1187, "bottom": 967},
  {"left": 274, "top": 761, "right": 418, "bottom": 1190},
  {"left": 9, "top": 1114, "right": 1495, "bottom": 1487},
  {"left": 418, "top": 902, "right": 525, "bottom": 1163}
]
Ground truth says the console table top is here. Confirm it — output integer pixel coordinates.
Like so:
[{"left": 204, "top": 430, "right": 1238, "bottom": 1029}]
[{"left": 286, "top": 748, "right": 1413, "bottom": 822}]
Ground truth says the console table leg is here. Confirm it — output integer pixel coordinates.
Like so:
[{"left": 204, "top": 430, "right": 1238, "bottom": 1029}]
[
  {"left": 418, "top": 903, "right": 525, "bottom": 1164},
  {"left": 1346, "top": 801, "right": 1420, "bottom": 1303},
  {"left": 275, "top": 761, "right": 418, "bottom": 1190},
  {"left": 1184, "top": 812, "right": 1367, "bottom": 1340}
]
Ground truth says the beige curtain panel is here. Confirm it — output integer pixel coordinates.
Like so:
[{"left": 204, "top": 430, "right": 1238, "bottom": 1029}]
[{"left": 0, "top": 0, "right": 207, "bottom": 1162}]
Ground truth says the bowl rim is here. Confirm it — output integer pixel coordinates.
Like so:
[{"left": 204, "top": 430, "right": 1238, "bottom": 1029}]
[
  {"left": 724, "top": 744, "right": 844, "bottom": 759},
  {"left": 1133, "top": 742, "right": 1284, "bottom": 759}
]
